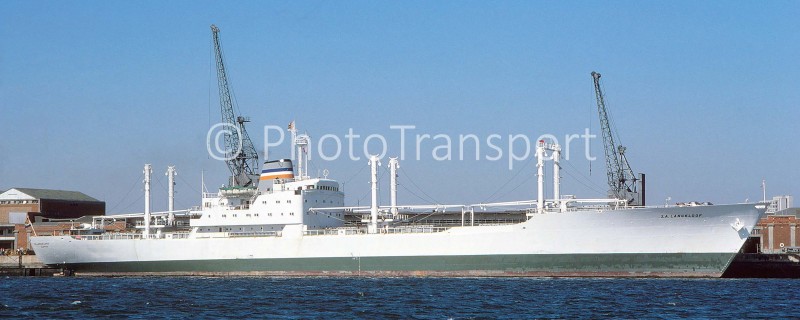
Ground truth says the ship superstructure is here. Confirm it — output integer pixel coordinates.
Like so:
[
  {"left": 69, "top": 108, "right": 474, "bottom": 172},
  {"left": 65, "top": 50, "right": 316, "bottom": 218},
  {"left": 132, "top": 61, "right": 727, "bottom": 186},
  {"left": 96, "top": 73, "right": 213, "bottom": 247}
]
[{"left": 192, "top": 159, "right": 345, "bottom": 235}]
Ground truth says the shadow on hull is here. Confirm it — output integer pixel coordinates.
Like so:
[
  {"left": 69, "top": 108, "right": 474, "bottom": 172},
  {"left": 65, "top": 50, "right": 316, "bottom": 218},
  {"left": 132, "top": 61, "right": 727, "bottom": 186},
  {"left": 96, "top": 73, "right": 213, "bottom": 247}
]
[{"left": 723, "top": 253, "right": 800, "bottom": 278}]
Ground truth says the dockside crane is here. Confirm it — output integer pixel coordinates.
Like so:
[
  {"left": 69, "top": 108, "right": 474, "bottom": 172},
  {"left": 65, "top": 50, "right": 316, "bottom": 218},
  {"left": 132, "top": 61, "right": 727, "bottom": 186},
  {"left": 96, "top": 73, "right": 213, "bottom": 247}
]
[
  {"left": 591, "top": 71, "right": 645, "bottom": 206},
  {"left": 211, "top": 24, "right": 259, "bottom": 188}
]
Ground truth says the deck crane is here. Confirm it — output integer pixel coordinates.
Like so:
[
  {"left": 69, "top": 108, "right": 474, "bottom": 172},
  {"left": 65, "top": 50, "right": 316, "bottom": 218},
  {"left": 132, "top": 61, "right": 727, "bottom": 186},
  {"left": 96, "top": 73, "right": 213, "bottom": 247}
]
[
  {"left": 211, "top": 24, "right": 259, "bottom": 188},
  {"left": 591, "top": 71, "right": 645, "bottom": 206}
]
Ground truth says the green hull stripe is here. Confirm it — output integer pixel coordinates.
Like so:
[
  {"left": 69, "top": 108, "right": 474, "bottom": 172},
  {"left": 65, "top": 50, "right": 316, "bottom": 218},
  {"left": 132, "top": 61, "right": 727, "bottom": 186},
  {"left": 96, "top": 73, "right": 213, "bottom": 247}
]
[{"left": 66, "top": 253, "right": 734, "bottom": 277}]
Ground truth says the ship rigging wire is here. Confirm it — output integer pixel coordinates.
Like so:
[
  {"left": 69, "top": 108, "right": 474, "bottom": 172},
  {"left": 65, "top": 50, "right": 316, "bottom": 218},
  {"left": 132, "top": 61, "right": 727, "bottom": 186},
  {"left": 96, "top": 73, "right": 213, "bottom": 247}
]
[
  {"left": 153, "top": 174, "right": 192, "bottom": 210},
  {"left": 177, "top": 174, "right": 203, "bottom": 199},
  {"left": 562, "top": 159, "right": 608, "bottom": 196},
  {"left": 341, "top": 162, "right": 368, "bottom": 188},
  {"left": 491, "top": 171, "right": 535, "bottom": 204},
  {"left": 207, "top": 37, "right": 214, "bottom": 148},
  {"left": 107, "top": 174, "right": 143, "bottom": 213},
  {"left": 481, "top": 157, "right": 534, "bottom": 203},
  {"left": 399, "top": 183, "right": 435, "bottom": 205},
  {"left": 356, "top": 165, "right": 387, "bottom": 204},
  {"left": 119, "top": 191, "right": 144, "bottom": 215},
  {"left": 398, "top": 166, "right": 439, "bottom": 204},
  {"left": 601, "top": 80, "right": 626, "bottom": 150}
]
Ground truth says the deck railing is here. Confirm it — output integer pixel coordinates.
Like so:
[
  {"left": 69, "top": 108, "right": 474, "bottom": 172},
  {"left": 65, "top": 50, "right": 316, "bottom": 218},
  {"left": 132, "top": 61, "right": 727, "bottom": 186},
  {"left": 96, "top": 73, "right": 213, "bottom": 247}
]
[
  {"left": 228, "top": 231, "right": 282, "bottom": 238},
  {"left": 70, "top": 233, "right": 142, "bottom": 240},
  {"left": 70, "top": 232, "right": 192, "bottom": 241},
  {"left": 304, "top": 225, "right": 451, "bottom": 236}
]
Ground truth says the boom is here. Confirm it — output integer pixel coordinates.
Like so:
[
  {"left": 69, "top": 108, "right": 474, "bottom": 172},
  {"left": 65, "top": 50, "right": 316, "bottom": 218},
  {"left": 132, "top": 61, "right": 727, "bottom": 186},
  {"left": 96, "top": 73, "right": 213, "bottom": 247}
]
[{"left": 211, "top": 24, "right": 259, "bottom": 187}]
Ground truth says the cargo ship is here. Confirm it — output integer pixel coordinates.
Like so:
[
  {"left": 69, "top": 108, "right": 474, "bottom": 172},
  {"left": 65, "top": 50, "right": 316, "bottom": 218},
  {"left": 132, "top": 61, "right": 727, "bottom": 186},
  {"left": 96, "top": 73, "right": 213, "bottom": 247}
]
[{"left": 29, "top": 139, "right": 765, "bottom": 277}]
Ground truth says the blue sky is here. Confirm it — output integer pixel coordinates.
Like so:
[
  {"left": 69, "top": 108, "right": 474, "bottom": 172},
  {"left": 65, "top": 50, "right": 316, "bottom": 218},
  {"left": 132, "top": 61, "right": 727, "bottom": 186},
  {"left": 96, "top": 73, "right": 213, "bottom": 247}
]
[{"left": 1, "top": 1, "right": 798, "bottom": 213}]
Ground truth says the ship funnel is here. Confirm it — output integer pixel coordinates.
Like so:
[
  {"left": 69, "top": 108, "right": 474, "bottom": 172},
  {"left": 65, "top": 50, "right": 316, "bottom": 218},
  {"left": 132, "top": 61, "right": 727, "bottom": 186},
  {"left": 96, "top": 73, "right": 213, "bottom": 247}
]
[{"left": 258, "top": 159, "right": 294, "bottom": 191}]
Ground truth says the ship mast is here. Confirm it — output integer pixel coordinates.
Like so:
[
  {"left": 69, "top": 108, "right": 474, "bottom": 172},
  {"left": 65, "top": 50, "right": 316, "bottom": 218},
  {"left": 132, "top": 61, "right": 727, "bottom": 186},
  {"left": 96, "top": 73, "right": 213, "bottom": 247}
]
[
  {"left": 289, "top": 121, "right": 310, "bottom": 180},
  {"left": 143, "top": 164, "right": 152, "bottom": 237},
  {"left": 536, "top": 141, "right": 545, "bottom": 214},
  {"left": 368, "top": 155, "right": 381, "bottom": 234},
  {"left": 536, "top": 140, "right": 563, "bottom": 213},
  {"left": 552, "top": 143, "right": 561, "bottom": 209},
  {"left": 166, "top": 165, "right": 176, "bottom": 226},
  {"left": 388, "top": 157, "right": 399, "bottom": 218},
  {"left": 211, "top": 24, "right": 259, "bottom": 188}
]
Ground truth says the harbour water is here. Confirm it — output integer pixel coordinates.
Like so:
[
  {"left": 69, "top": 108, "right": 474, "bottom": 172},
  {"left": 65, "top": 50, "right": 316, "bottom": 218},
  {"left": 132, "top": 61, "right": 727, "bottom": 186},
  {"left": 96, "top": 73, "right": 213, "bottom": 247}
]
[{"left": 1, "top": 277, "right": 797, "bottom": 318}]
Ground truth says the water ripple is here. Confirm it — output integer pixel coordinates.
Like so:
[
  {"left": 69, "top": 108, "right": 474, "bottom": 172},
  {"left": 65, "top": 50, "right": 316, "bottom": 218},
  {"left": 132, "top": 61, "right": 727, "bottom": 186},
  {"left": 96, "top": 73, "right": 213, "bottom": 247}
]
[{"left": 1, "top": 277, "right": 798, "bottom": 319}]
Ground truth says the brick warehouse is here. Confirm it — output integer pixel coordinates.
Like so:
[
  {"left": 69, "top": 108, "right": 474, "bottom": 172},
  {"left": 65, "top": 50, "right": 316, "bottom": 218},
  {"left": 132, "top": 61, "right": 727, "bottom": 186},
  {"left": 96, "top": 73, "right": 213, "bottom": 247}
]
[
  {"left": 0, "top": 188, "right": 105, "bottom": 250},
  {"left": 752, "top": 210, "right": 800, "bottom": 253}
]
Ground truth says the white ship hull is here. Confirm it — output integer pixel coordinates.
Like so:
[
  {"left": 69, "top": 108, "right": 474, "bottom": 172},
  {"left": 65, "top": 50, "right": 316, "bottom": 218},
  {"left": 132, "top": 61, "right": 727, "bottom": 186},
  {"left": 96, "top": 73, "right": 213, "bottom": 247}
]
[{"left": 30, "top": 203, "right": 763, "bottom": 277}]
